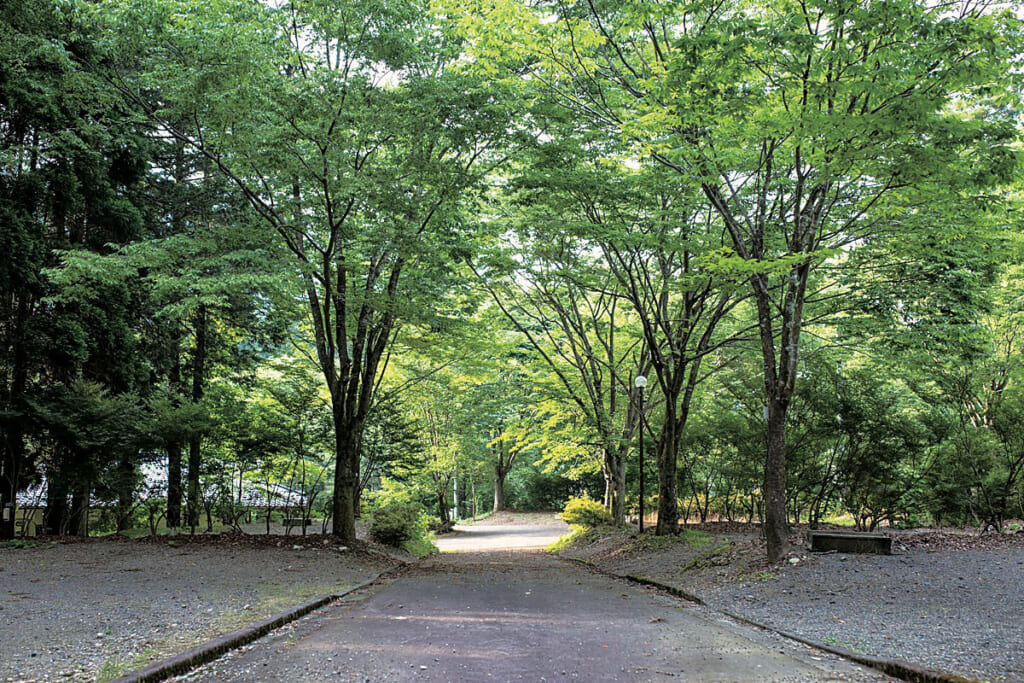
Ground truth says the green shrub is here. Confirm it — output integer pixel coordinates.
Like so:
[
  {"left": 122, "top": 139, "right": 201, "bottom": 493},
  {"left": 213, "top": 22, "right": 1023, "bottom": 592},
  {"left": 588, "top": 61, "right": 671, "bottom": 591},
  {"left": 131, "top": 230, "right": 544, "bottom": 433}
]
[
  {"left": 365, "top": 479, "right": 437, "bottom": 556},
  {"left": 560, "top": 494, "right": 612, "bottom": 528},
  {"left": 369, "top": 501, "right": 423, "bottom": 546}
]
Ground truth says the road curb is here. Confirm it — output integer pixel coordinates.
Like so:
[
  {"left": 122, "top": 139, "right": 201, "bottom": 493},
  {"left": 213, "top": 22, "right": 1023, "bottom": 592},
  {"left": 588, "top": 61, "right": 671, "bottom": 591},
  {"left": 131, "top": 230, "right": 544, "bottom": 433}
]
[
  {"left": 110, "top": 566, "right": 402, "bottom": 683},
  {"left": 561, "top": 557, "right": 977, "bottom": 683}
]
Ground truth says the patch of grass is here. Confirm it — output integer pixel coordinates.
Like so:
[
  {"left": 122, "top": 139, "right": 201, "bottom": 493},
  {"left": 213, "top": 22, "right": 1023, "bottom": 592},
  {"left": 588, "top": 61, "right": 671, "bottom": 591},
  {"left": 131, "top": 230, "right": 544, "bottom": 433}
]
[
  {"left": 96, "top": 650, "right": 154, "bottom": 683},
  {"left": 633, "top": 528, "right": 714, "bottom": 552},
  {"left": 402, "top": 534, "right": 438, "bottom": 558},
  {"left": 96, "top": 654, "right": 127, "bottom": 683},
  {"left": 678, "top": 543, "right": 732, "bottom": 573},
  {"left": 735, "top": 567, "right": 780, "bottom": 582},
  {"left": 547, "top": 526, "right": 605, "bottom": 552},
  {"left": 822, "top": 636, "right": 864, "bottom": 653},
  {"left": 456, "top": 511, "right": 494, "bottom": 526}
]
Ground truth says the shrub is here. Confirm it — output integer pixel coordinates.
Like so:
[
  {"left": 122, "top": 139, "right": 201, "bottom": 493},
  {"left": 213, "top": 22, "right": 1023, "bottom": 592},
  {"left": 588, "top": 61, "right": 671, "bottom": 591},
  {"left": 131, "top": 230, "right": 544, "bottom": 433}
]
[
  {"left": 365, "top": 479, "right": 437, "bottom": 556},
  {"left": 368, "top": 501, "right": 424, "bottom": 547},
  {"left": 560, "top": 494, "right": 612, "bottom": 528}
]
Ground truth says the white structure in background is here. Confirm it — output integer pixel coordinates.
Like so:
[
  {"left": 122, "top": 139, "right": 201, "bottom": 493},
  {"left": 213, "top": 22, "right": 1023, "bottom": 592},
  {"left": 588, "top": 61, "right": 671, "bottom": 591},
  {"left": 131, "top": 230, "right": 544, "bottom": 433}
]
[{"left": 13, "top": 458, "right": 309, "bottom": 536}]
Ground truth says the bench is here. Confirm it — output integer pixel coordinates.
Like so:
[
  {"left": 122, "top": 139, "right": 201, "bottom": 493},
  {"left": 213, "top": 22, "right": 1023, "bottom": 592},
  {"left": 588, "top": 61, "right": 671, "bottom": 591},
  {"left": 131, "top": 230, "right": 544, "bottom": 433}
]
[
  {"left": 283, "top": 517, "right": 313, "bottom": 531},
  {"left": 283, "top": 517, "right": 323, "bottom": 532},
  {"left": 807, "top": 529, "right": 892, "bottom": 554}
]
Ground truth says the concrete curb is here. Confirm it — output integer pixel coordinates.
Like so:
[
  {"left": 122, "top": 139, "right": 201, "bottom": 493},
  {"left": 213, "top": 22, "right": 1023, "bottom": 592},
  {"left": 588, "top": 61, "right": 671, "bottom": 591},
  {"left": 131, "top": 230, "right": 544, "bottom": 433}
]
[
  {"left": 562, "top": 557, "right": 977, "bottom": 683},
  {"left": 110, "top": 567, "right": 400, "bottom": 683}
]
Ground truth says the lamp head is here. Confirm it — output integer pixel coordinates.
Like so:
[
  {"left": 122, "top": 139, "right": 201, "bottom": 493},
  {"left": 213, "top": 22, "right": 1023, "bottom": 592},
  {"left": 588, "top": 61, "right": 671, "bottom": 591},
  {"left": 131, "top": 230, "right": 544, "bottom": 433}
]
[{"left": 634, "top": 375, "right": 647, "bottom": 389}]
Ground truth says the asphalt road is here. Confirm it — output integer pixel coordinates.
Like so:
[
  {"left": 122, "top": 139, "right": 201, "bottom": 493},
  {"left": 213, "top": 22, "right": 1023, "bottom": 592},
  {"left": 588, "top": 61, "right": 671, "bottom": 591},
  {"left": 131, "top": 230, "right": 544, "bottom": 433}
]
[
  {"left": 174, "top": 549, "right": 888, "bottom": 682},
  {"left": 433, "top": 519, "right": 571, "bottom": 552}
]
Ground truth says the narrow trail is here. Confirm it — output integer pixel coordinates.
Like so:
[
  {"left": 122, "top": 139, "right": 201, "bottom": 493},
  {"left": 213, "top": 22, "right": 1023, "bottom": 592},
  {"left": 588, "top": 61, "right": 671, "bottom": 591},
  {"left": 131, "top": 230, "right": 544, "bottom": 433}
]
[{"left": 173, "top": 522, "right": 889, "bottom": 682}]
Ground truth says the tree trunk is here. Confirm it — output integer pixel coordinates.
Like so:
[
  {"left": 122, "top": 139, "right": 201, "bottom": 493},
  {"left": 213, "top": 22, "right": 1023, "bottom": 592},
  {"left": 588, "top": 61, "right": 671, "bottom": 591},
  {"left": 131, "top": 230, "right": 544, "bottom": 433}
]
[
  {"left": 186, "top": 307, "right": 207, "bottom": 530},
  {"left": 493, "top": 464, "right": 507, "bottom": 514},
  {"left": 0, "top": 297, "right": 31, "bottom": 540},
  {"left": 0, "top": 446, "right": 17, "bottom": 540},
  {"left": 655, "top": 423, "right": 679, "bottom": 536},
  {"left": 438, "top": 487, "right": 450, "bottom": 526},
  {"left": 70, "top": 484, "right": 89, "bottom": 537},
  {"left": 763, "top": 399, "right": 789, "bottom": 562},
  {"left": 604, "top": 449, "right": 627, "bottom": 525},
  {"left": 45, "top": 454, "right": 70, "bottom": 535},
  {"left": 166, "top": 342, "right": 183, "bottom": 529},
  {"left": 331, "top": 411, "right": 362, "bottom": 543}
]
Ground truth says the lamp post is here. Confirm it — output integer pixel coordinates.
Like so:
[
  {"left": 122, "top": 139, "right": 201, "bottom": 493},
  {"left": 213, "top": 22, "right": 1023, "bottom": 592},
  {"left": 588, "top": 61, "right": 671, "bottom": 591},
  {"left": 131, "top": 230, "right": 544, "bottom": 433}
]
[{"left": 634, "top": 375, "right": 647, "bottom": 533}]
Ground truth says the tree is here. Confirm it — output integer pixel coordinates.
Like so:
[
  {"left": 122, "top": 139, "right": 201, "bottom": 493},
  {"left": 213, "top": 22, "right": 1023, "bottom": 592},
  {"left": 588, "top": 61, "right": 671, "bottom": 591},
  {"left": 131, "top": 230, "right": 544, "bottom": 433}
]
[
  {"left": 462, "top": 0, "right": 1021, "bottom": 558},
  {"left": 97, "top": 0, "right": 512, "bottom": 541},
  {"left": 0, "top": 0, "right": 155, "bottom": 537}
]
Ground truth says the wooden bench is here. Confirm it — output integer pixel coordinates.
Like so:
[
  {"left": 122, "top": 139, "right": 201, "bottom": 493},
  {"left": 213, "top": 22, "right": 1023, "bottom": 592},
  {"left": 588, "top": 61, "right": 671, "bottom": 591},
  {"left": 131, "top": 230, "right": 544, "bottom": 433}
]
[
  {"left": 807, "top": 529, "right": 892, "bottom": 554},
  {"left": 283, "top": 517, "right": 322, "bottom": 532},
  {"left": 283, "top": 517, "right": 312, "bottom": 531}
]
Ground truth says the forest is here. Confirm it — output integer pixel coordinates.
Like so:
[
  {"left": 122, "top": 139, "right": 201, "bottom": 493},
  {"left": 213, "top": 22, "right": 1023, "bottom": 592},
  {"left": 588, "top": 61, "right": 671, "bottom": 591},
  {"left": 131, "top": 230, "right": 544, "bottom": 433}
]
[{"left": 1, "top": 0, "right": 1022, "bottom": 563}]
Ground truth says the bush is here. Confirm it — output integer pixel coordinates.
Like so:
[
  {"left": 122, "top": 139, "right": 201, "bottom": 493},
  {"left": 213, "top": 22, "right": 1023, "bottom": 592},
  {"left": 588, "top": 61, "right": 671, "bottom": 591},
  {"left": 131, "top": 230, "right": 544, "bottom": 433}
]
[
  {"left": 369, "top": 501, "right": 423, "bottom": 546},
  {"left": 560, "top": 494, "right": 612, "bottom": 528},
  {"left": 365, "top": 479, "right": 437, "bottom": 556}
]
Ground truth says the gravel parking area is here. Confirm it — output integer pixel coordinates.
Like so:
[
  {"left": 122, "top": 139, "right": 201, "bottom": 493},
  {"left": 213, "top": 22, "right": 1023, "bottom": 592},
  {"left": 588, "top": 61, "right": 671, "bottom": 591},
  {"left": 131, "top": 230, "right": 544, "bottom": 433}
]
[{"left": 0, "top": 535, "right": 398, "bottom": 683}]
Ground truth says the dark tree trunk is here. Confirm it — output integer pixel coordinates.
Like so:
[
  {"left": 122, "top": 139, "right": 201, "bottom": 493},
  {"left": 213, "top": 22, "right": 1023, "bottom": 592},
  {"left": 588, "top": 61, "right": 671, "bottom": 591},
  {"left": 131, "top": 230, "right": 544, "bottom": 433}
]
[
  {"left": 763, "top": 400, "right": 789, "bottom": 561},
  {"left": 0, "top": 438, "right": 19, "bottom": 540},
  {"left": 331, "top": 411, "right": 362, "bottom": 543},
  {"left": 0, "top": 470, "right": 14, "bottom": 540},
  {"left": 166, "top": 342, "right": 183, "bottom": 529},
  {"left": 654, "top": 431, "right": 679, "bottom": 536},
  {"left": 437, "top": 487, "right": 450, "bottom": 526},
  {"left": 186, "top": 307, "right": 206, "bottom": 530},
  {"left": 1, "top": 297, "right": 31, "bottom": 540},
  {"left": 45, "top": 454, "right": 70, "bottom": 535},
  {"left": 70, "top": 484, "right": 89, "bottom": 537}
]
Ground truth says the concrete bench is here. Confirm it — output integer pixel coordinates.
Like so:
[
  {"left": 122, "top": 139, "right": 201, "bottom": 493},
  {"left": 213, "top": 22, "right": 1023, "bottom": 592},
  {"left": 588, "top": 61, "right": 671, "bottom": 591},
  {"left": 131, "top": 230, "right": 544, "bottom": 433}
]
[{"left": 807, "top": 529, "right": 892, "bottom": 554}]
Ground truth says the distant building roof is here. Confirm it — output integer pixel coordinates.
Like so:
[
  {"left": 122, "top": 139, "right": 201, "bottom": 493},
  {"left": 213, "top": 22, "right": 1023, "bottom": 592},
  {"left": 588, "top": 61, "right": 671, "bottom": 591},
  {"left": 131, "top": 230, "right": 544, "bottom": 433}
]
[{"left": 16, "top": 460, "right": 308, "bottom": 508}]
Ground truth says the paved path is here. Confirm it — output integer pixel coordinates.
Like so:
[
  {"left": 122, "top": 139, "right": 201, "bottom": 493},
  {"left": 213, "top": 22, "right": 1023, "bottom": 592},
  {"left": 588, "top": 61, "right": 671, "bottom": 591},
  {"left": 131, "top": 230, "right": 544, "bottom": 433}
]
[
  {"left": 175, "top": 550, "right": 888, "bottom": 682},
  {"left": 434, "top": 519, "right": 571, "bottom": 552}
]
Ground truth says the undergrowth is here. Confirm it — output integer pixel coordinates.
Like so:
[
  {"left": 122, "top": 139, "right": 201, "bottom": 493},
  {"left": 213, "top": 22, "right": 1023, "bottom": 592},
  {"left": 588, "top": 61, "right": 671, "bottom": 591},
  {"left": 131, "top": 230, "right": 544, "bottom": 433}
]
[{"left": 547, "top": 525, "right": 608, "bottom": 552}]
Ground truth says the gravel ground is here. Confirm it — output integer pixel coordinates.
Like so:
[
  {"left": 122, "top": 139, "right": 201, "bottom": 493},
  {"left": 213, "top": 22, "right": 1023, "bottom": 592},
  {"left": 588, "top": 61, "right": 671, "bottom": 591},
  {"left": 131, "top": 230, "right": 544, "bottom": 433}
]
[
  {"left": 0, "top": 535, "right": 399, "bottom": 683},
  {"left": 705, "top": 547, "right": 1024, "bottom": 682},
  {"left": 562, "top": 525, "right": 1024, "bottom": 683}
]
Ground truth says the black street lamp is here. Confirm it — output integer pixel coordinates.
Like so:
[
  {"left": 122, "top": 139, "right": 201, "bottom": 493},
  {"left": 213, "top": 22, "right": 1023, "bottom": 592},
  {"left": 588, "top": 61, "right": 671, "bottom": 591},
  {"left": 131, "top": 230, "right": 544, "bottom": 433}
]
[{"left": 634, "top": 375, "right": 647, "bottom": 533}]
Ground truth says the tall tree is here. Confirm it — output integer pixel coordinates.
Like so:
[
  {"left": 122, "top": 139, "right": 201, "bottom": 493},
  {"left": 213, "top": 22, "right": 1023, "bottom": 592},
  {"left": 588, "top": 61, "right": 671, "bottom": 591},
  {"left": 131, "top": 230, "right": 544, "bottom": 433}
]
[
  {"left": 0, "top": 0, "right": 153, "bottom": 537},
  {"left": 461, "top": 0, "right": 1021, "bottom": 558},
  {"left": 97, "top": 0, "right": 511, "bottom": 541}
]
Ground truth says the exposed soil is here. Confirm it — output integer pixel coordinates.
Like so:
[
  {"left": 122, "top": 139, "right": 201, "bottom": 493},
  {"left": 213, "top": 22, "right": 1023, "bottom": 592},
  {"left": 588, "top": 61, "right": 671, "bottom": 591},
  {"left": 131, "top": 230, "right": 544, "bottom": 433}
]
[
  {"left": 557, "top": 522, "right": 1024, "bottom": 682},
  {"left": 0, "top": 533, "right": 403, "bottom": 683}
]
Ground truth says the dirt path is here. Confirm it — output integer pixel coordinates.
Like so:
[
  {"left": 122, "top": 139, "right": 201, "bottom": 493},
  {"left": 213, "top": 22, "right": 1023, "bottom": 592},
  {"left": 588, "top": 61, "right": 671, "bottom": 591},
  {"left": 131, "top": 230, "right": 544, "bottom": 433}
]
[{"left": 174, "top": 550, "right": 889, "bottom": 682}]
